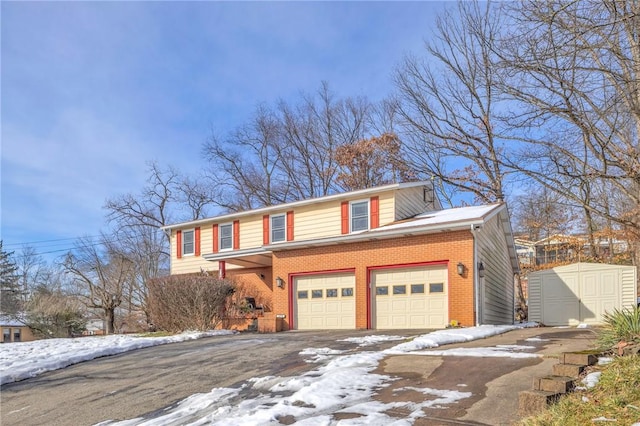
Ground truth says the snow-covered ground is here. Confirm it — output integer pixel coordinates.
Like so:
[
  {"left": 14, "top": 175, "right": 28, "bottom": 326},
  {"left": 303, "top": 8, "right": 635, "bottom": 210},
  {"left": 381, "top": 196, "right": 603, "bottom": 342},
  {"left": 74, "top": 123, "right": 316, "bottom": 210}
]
[{"left": 1, "top": 324, "right": 542, "bottom": 425}]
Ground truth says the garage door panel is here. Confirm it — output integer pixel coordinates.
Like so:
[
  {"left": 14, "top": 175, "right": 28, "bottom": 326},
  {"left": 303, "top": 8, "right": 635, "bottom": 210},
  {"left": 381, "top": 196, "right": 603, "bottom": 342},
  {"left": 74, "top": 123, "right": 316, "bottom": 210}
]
[
  {"left": 373, "top": 266, "right": 448, "bottom": 329},
  {"left": 295, "top": 273, "right": 355, "bottom": 330},
  {"left": 541, "top": 268, "right": 624, "bottom": 326}
]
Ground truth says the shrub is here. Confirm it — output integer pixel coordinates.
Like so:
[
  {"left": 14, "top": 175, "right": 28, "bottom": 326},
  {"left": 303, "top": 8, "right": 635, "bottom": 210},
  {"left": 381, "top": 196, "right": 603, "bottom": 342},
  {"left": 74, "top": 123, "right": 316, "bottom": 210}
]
[
  {"left": 597, "top": 306, "right": 640, "bottom": 351},
  {"left": 148, "top": 275, "right": 235, "bottom": 333}
]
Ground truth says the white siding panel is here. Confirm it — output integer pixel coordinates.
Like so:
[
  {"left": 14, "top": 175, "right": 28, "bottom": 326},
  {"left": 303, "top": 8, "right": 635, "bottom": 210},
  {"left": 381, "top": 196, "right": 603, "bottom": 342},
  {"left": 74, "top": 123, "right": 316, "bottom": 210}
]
[
  {"left": 394, "top": 186, "right": 436, "bottom": 221},
  {"left": 527, "top": 275, "right": 542, "bottom": 323}
]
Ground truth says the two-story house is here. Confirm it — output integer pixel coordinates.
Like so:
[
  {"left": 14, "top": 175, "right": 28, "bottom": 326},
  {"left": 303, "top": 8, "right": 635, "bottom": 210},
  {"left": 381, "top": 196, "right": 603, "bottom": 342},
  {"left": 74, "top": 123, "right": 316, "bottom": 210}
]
[{"left": 162, "top": 181, "right": 519, "bottom": 331}]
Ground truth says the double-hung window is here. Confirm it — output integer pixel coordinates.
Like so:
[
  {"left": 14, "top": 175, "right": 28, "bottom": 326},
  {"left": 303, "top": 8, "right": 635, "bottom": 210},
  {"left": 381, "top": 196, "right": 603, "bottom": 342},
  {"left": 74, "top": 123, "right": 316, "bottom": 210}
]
[
  {"left": 182, "top": 229, "right": 195, "bottom": 256},
  {"left": 271, "top": 214, "right": 286, "bottom": 243},
  {"left": 220, "top": 223, "right": 233, "bottom": 251},
  {"left": 350, "top": 200, "right": 369, "bottom": 232}
]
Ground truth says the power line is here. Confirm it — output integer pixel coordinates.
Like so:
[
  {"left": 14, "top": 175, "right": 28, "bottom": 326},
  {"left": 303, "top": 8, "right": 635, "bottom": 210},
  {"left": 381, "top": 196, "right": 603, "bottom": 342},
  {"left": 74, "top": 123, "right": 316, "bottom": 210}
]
[{"left": 2, "top": 236, "right": 102, "bottom": 248}]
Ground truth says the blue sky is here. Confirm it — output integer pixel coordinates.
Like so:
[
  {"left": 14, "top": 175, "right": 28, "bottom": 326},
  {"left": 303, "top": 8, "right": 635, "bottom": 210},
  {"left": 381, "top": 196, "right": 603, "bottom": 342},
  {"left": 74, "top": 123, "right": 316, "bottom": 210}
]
[{"left": 1, "top": 1, "right": 450, "bottom": 259}]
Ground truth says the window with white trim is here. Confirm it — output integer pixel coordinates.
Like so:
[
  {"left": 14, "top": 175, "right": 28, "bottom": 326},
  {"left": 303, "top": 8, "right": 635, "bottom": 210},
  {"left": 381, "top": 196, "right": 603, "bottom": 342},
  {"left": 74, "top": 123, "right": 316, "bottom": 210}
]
[
  {"left": 271, "top": 214, "right": 286, "bottom": 243},
  {"left": 350, "top": 200, "right": 369, "bottom": 232},
  {"left": 220, "top": 223, "right": 233, "bottom": 251},
  {"left": 182, "top": 229, "right": 195, "bottom": 256}
]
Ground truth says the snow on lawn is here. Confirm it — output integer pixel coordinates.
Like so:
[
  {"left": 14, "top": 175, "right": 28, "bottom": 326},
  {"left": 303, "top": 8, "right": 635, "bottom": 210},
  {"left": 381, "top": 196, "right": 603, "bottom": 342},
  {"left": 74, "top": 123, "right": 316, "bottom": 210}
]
[{"left": 0, "top": 330, "right": 235, "bottom": 385}]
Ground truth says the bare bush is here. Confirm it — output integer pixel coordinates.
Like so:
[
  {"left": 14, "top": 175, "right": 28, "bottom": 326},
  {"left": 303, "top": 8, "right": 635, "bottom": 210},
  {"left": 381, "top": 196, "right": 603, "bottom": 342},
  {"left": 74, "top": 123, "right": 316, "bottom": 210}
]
[{"left": 148, "top": 275, "right": 235, "bottom": 332}]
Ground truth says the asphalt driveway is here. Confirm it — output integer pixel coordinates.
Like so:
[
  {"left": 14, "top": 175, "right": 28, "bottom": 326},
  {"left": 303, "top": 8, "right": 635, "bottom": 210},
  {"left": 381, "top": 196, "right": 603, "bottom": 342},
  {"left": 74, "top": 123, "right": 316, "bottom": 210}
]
[{"left": 0, "top": 327, "right": 597, "bottom": 426}]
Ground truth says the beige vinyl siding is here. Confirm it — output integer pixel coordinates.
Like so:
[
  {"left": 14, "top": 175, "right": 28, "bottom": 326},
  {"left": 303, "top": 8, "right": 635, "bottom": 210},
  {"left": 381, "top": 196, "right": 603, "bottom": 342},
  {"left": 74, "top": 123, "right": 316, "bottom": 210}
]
[
  {"left": 239, "top": 215, "right": 264, "bottom": 249},
  {"left": 476, "top": 214, "right": 515, "bottom": 325},
  {"left": 294, "top": 202, "right": 343, "bottom": 240},
  {"left": 170, "top": 227, "right": 215, "bottom": 275},
  {"left": 378, "top": 191, "right": 395, "bottom": 227},
  {"left": 394, "top": 185, "right": 436, "bottom": 221}
]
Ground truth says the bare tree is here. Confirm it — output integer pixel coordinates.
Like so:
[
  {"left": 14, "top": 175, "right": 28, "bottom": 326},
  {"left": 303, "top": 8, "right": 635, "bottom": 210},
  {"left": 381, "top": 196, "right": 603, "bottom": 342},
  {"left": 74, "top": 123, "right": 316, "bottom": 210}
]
[
  {"left": 104, "top": 162, "right": 214, "bottom": 326},
  {"left": 204, "top": 82, "right": 380, "bottom": 211},
  {"left": 15, "top": 245, "right": 48, "bottom": 303},
  {"left": 204, "top": 105, "right": 288, "bottom": 211},
  {"left": 64, "top": 236, "right": 134, "bottom": 334},
  {"left": 512, "top": 184, "right": 578, "bottom": 241},
  {"left": 395, "top": 1, "right": 513, "bottom": 204},
  {"left": 498, "top": 0, "right": 640, "bottom": 259}
]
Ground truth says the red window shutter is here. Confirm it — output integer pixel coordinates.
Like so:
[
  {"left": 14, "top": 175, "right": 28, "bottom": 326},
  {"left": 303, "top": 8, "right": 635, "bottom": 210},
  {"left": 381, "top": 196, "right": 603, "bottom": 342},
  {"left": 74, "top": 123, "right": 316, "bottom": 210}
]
[
  {"left": 370, "top": 196, "right": 379, "bottom": 229},
  {"left": 286, "top": 211, "right": 294, "bottom": 241},
  {"left": 233, "top": 220, "right": 240, "bottom": 250},
  {"left": 341, "top": 201, "right": 349, "bottom": 234},
  {"left": 212, "top": 224, "right": 219, "bottom": 253},
  {"left": 195, "top": 227, "right": 201, "bottom": 256},
  {"left": 263, "top": 215, "right": 270, "bottom": 245},
  {"left": 176, "top": 230, "right": 182, "bottom": 259}
]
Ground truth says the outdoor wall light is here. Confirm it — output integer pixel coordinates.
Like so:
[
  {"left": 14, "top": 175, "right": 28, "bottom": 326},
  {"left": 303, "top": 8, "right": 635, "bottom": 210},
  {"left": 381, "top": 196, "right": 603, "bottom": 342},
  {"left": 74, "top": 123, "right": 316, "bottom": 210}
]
[
  {"left": 276, "top": 276, "right": 285, "bottom": 288},
  {"left": 456, "top": 262, "right": 465, "bottom": 276},
  {"left": 478, "top": 262, "right": 485, "bottom": 278}
]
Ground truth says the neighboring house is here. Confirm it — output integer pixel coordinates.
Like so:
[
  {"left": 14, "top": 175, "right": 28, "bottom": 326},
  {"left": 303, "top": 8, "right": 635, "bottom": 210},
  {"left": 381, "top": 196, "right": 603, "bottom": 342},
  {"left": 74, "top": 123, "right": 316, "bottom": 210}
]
[
  {"left": 515, "top": 238, "right": 536, "bottom": 267},
  {"left": 0, "top": 315, "right": 35, "bottom": 343},
  {"left": 516, "top": 233, "right": 630, "bottom": 269},
  {"left": 83, "top": 319, "right": 105, "bottom": 336},
  {"left": 162, "top": 181, "right": 519, "bottom": 331}
]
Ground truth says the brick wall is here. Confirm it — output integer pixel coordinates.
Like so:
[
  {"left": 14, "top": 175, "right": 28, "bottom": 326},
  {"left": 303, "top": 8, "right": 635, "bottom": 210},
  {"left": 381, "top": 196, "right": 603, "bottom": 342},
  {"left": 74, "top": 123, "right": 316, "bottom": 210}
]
[{"left": 272, "top": 230, "right": 476, "bottom": 330}]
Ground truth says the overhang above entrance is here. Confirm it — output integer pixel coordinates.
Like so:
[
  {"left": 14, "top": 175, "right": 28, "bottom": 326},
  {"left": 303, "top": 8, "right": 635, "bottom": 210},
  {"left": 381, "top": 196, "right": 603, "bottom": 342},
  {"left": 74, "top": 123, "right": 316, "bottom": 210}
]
[{"left": 203, "top": 248, "right": 272, "bottom": 268}]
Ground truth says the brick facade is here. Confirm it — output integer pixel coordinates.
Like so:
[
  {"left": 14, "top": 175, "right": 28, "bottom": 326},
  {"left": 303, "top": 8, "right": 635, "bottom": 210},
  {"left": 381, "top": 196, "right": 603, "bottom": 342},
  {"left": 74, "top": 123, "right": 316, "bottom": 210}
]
[{"left": 271, "top": 230, "right": 476, "bottom": 330}]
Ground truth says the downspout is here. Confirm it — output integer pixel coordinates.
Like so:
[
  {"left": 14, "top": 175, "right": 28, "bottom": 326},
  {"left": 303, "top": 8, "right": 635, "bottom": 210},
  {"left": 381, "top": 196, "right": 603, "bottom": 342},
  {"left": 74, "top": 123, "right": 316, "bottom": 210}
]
[{"left": 470, "top": 223, "right": 481, "bottom": 326}]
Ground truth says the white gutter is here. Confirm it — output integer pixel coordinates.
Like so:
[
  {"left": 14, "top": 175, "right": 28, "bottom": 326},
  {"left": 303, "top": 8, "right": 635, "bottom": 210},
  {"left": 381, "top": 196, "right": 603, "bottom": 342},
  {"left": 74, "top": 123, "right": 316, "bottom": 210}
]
[
  {"left": 263, "top": 219, "right": 483, "bottom": 251},
  {"left": 470, "top": 223, "right": 482, "bottom": 326}
]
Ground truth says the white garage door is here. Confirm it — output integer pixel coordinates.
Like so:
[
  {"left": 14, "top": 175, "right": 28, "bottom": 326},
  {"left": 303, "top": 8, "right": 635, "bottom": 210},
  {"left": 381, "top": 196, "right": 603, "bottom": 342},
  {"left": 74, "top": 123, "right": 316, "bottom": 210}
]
[
  {"left": 295, "top": 273, "right": 356, "bottom": 330},
  {"left": 541, "top": 269, "right": 621, "bottom": 326},
  {"left": 372, "top": 266, "right": 448, "bottom": 329}
]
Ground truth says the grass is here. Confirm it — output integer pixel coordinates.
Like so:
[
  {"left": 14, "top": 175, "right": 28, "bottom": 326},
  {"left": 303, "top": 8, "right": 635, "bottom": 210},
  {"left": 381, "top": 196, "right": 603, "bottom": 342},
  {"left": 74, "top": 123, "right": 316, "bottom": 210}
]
[
  {"left": 519, "top": 354, "right": 640, "bottom": 425},
  {"left": 597, "top": 306, "right": 640, "bottom": 351}
]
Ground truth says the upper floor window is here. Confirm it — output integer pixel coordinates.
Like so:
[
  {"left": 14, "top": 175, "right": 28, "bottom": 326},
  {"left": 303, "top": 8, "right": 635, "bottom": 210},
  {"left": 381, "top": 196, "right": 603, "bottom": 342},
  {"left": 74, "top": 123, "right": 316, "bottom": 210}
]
[
  {"left": 220, "top": 223, "right": 233, "bottom": 250},
  {"left": 350, "top": 200, "right": 369, "bottom": 232},
  {"left": 182, "top": 229, "right": 195, "bottom": 256},
  {"left": 271, "top": 214, "right": 286, "bottom": 243}
]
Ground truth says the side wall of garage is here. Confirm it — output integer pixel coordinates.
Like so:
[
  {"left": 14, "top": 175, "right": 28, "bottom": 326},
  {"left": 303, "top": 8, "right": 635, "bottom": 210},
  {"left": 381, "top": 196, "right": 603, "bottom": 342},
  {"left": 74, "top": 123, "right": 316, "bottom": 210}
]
[
  {"left": 475, "top": 213, "right": 516, "bottom": 324},
  {"left": 271, "top": 230, "right": 476, "bottom": 330}
]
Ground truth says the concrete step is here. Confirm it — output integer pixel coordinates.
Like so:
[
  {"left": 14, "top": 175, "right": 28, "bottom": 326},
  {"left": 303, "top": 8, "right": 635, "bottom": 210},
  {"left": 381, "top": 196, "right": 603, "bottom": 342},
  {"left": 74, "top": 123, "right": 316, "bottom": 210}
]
[
  {"left": 518, "top": 390, "right": 561, "bottom": 416},
  {"left": 560, "top": 352, "right": 598, "bottom": 366},
  {"left": 552, "top": 363, "right": 585, "bottom": 378},
  {"left": 533, "top": 375, "right": 575, "bottom": 393}
]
